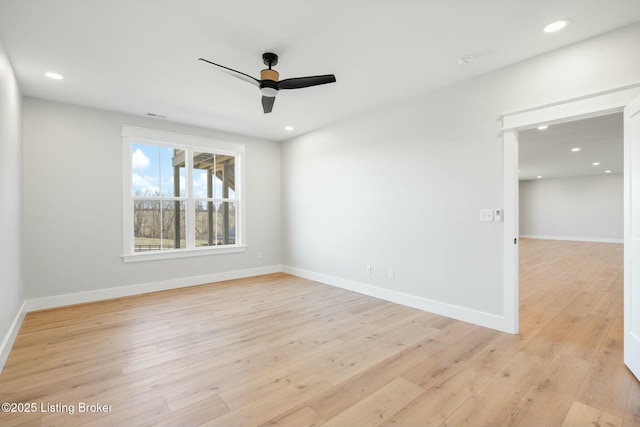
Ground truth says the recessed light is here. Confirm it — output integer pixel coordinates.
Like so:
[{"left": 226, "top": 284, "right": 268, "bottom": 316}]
[
  {"left": 45, "top": 72, "right": 63, "bottom": 80},
  {"left": 284, "top": 126, "right": 294, "bottom": 131},
  {"left": 537, "top": 176, "right": 543, "bottom": 179},
  {"left": 544, "top": 20, "right": 569, "bottom": 33},
  {"left": 571, "top": 148, "right": 580, "bottom": 152},
  {"left": 537, "top": 125, "right": 549, "bottom": 130},
  {"left": 457, "top": 55, "right": 474, "bottom": 66},
  {"left": 605, "top": 170, "right": 612, "bottom": 173},
  {"left": 592, "top": 162, "right": 600, "bottom": 166}
]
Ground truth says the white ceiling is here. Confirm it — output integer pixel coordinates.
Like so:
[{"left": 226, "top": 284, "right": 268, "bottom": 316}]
[
  {"left": 1, "top": 1, "right": 639, "bottom": 141},
  {"left": 518, "top": 112, "right": 623, "bottom": 181}
]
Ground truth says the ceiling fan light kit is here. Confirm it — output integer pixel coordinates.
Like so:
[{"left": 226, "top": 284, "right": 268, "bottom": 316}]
[{"left": 199, "top": 52, "right": 336, "bottom": 114}]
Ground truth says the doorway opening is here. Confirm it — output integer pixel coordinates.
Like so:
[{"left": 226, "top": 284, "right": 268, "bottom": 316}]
[
  {"left": 516, "top": 113, "right": 624, "bottom": 337},
  {"left": 500, "top": 83, "right": 640, "bottom": 335}
]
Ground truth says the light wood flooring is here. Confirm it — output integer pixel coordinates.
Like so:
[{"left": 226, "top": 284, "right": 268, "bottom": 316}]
[{"left": 0, "top": 238, "right": 638, "bottom": 426}]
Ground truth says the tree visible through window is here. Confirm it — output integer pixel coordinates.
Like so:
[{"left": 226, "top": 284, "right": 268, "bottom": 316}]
[
  {"left": 192, "top": 151, "right": 237, "bottom": 248},
  {"left": 131, "top": 145, "right": 186, "bottom": 251}
]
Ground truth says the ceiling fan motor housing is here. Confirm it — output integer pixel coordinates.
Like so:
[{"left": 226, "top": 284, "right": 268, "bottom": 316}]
[{"left": 260, "top": 69, "right": 279, "bottom": 81}]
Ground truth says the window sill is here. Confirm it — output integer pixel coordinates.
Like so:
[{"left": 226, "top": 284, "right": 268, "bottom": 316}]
[{"left": 121, "top": 245, "right": 246, "bottom": 263}]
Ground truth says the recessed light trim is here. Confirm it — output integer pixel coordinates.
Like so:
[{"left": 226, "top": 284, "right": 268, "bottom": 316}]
[
  {"left": 571, "top": 148, "right": 580, "bottom": 152},
  {"left": 284, "top": 126, "right": 294, "bottom": 131},
  {"left": 605, "top": 170, "right": 612, "bottom": 173},
  {"left": 45, "top": 72, "right": 63, "bottom": 80},
  {"left": 537, "top": 125, "right": 549, "bottom": 130},
  {"left": 592, "top": 162, "right": 600, "bottom": 166},
  {"left": 537, "top": 176, "right": 542, "bottom": 179},
  {"left": 457, "top": 55, "right": 474, "bottom": 66},
  {"left": 544, "top": 19, "right": 569, "bottom": 33}
]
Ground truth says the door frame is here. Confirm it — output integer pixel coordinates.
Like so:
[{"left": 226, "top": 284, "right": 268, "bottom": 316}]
[{"left": 501, "top": 82, "right": 640, "bottom": 334}]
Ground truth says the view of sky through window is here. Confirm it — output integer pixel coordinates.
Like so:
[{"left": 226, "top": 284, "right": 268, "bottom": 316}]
[{"left": 131, "top": 144, "right": 235, "bottom": 199}]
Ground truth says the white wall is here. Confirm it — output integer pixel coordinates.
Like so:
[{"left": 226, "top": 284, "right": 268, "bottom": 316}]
[
  {"left": 0, "top": 39, "right": 23, "bottom": 363},
  {"left": 22, "top": 98, "right": 281, "bottom": 299},
  {"left": 520, "top": 175, "right": 623, "bottom": 242},
  {"left": 281, "top": 23, "right": 640, "bottom": 327}
]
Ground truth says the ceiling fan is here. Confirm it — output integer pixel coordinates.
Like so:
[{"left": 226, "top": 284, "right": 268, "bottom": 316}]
[{"left": 199, "top": 52, "right": 336, "bottom": 114}]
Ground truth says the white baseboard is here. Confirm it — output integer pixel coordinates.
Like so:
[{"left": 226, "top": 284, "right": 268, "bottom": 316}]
[
  {"left": 26, "top": 265, "right": 283, "bottom": 312},
  {"left": 282, "top": 265, "right": 512, "bottom": 333},
  {"left": 520, "top": 234, "right": 623, "bottom": 244},
  {"left": 0, "top": 300, "right": 27, "bottom": 374}
]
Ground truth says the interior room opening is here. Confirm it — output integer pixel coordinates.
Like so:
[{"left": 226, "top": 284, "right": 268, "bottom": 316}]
[{"left": 517, "top": 113, "right": 624, "bottom": 334}]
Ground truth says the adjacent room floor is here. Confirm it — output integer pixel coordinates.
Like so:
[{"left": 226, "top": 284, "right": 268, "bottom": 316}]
[{"left": 0, "top": 239, "right": 638, "bottom": 426}]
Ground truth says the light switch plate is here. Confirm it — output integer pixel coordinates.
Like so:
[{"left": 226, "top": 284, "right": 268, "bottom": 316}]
[{"left": 480, "top": 209, "right": 494, "bottom": 222}]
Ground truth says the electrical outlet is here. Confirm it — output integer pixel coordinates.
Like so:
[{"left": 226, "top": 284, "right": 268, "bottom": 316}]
[
  {"left": 388, "top": 269, "right": 395, "bottom": 279},
  {"left": 366, "top": 265, "right": 372, "bottom": 275}
]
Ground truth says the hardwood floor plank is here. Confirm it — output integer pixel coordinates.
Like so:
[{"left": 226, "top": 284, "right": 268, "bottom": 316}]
[
  {"left": 624, "top": 376, "right": 640, "bottom": 427},
  {"left": 198, "top": 375, "right": 333, "bottom": 427},
  {"left": 311, "top": 314, "right": 439, "bottom": 385},
  {"left": 139, "top": 395, "right": 230, "bottom": 427},
  {"left": 462, "top": 332, "right": 531, "bottom": 376},
  {"left": 401, "top": 326, "right": 500, "bottom": 388},
  {"left": 561, "top": 291, "right": 605, "bottom": 318},
  {"left": 381, "top": 368, "right": 493, "bottom": 426},
  {"left": 13, "top": 419, "right": 43, "bottom": 427},
  {"left": 560, "top": 401, "right": 622, "bottom": 427},
  {"left": 576, "top": 316, "right": 632, "bottom": 418},
  {"left": 0, "top": 364, "right": 124, "bottom": 403},
  {"left": 423, "top": 316, "right": 480, "bottom": 344},
  {"left": 319, "top": 378, "right": 424, "bottom": 427},
  {"left": 160, "top": 334, "right": 344, "bottom": 411},
  {"left": 558, "top": 314, "right": 612, "bottom": 362},
  {"left": 440, "top": 352, "right": 548, "bottom": 427},
  {"left": 259, "top": 406, "right": 325, "bottom": 427},
  {"left": 306, "top": 336, "right": 443, "bottom": 420},
  {"left": 520, "top": 312, "right": 581, "bottom": 360},
  {"left": 216, "top": 312, "right": 437, "bottom": 412},
  {"left": 592, "top": 291, "right": 623, "bottom": 318},
  {"left": 500, "top": 354, "right": 591, "bottom": 427}
]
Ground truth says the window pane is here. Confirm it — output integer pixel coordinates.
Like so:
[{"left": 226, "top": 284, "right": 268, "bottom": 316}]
[
  {"left": 194, "top": 201, "right": 236, "bottom": 246},
  {"left": 134, "top": 200, "right": 185, "bottom": 251},
  {"left": 193, "top": 152, "right": 235, "bottom": 199},
  {"left": 132, "top": 144, "right": 185, "bottom": 197}
]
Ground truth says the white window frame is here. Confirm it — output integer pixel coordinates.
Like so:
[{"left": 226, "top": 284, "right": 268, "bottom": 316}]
[{"left": 121, "top": 125, "right": 246, "bottom": 263}]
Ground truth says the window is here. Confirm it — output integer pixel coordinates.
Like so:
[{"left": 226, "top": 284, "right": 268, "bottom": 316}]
[{"left": 122, "top": 126, "right": 245, "bottom": 262}]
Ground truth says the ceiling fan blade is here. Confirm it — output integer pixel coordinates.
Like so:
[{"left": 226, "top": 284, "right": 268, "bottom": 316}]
[
  {"left": 198, "top": 58, "right": 260, "bottom": 87},
  {"left": 262, "top": 96, "right": 275, "bottom": 114},
  {"left": 277, "top": 74, "right": 336, "bottom": 90}
]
